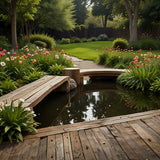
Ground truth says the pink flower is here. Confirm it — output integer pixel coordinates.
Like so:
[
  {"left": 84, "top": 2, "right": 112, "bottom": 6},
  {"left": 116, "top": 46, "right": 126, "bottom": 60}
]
[
  {"left": 12, "top": 52, "right": 16, "bottom": 55},
  {"left": 3, "top": 49, "right": 6, "bottom": 53},
  {"left": 46, "top": 51, "right": 49, "bottom": 55},
  {"left": 28, "top": 53, "right": 32, "bottom": 57},
  {"left": 19, "top": 61, "right": 22, "bottom": 64},
  {"left": 55, "top": 55, "right": 59, "bottom": 59},
  {"left": 0, "top": 62, "right": 6, "bottom": 66},
  {"left": 118, "top": 56, "right": 121, "bottom": 58},
  {"left": 26, "top": 48, "right": 29, "bottom": 52}
]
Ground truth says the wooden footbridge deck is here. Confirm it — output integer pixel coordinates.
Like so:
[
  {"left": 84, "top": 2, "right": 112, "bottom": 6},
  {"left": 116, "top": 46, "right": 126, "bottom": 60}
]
[
  {"left": 0, "top": 75, "right": 70, "bottom": 108},
  {"left": 0, "top": 109, "right": 160, "bottom": 160}
]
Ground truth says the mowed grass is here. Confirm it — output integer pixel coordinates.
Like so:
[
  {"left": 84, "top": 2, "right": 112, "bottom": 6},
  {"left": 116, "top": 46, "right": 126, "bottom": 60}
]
[
  {"left": 57, "top": 41, "right": 160, "bottom": 61},
  {"left": 56, "top": 41, "right": 113, "bottom": 61}
]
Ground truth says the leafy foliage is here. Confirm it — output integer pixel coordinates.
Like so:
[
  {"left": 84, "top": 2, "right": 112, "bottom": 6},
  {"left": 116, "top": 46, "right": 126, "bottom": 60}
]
[
  {"left": 117, "top": 65, "right": 158, "bottom": 91},
  {"left": 48, "top": 64, "right": 65, "bottom": 76},
  {"left": 112, "top": 38, "right": 129, "bottom": 49},
  {"left": 0, "top": 78, "right": 17, "bottom": 95},
  {"left": 23, "top": 68, "right": 45, "bottom": 83},
  {"left": 0, "top": 101, "right": 39, "bottom": 144},
  {"left": 150, "top": 78, "right": 160, "bottom": 93},
  {"left": 30, "top": 34, "right": 56, "bottom": 49}
]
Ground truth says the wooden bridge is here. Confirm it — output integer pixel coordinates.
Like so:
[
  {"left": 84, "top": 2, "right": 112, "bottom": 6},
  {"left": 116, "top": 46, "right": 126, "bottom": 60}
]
[
  {"left": 0, "top": 109, "right": 160, "bottom": 160},
  {"left": 0, "top": 75, "right": 70, "bottom": 108}
]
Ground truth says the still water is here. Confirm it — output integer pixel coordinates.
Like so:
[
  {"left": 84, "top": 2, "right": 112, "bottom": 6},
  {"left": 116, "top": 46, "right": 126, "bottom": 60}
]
[{"left": 34, "top": 80, "right": 160, "bottom": 128}]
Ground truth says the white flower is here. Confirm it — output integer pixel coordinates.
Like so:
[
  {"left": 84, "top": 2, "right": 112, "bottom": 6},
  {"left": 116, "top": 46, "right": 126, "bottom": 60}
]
[
  {"left": 6, "top": 57, "right": 10, "bottom": 61},
  {"left": 7, "top": 52, "right": 10, "bottom": 54},
  {"left": 0, "top": 102, "right": 4, "bottom": 107},
  {"left": 0, "top": 62, "right": 6, "bottom": 66},
  {"left": 33, "top": 114, "right": 37, "bottom": 117},
  {"left": 24, "top": 107, "right": 31, "bottom": 112},
  {"left": 19, "top": 98, "right": 24, "bottom": 103}
]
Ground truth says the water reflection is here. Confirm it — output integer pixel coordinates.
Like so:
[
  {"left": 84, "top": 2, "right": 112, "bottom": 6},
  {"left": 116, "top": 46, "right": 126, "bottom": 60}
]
[{"left": 34, "top": 80, "right": 160, "bottom": 128}]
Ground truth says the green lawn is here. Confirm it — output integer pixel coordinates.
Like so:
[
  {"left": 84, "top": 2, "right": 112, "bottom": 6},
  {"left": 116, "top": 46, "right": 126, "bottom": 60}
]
[
  {"left": 57, "top": 41, "right": 160, "bottom": 62},
  {"left": 56, "top": 41, "right": 113, "bottom": 61}
]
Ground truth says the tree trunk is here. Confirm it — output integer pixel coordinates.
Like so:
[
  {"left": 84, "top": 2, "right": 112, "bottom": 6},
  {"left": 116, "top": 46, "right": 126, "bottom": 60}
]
[
  {"left": 129, "top": 16, "right": 138, "bottom": 43},
  {"left": 124, "top": 0, "right": 140, "bottom": 43},
  {"left": 11, "top": 0, "right": 17, "bottom": 49},
  {"left": 104, "top": 15, "right": 107, "bottom": 28}
]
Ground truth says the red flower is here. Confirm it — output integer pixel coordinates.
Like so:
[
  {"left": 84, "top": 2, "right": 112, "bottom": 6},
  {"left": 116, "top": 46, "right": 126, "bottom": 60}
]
[
  {"left": 16, "top": 46, "right": 18, "bottom": 49},
  {"left": 129, "top": 65, "right": 131, "bottom": 68},
  {"left": 55, "top": 48, "right": 57, "bottom": 51},
  {"left": 0, "top": 48, "right": 2, "bottom": 51},
  {"left": 136, "top": 65, "right": 139, "bottom": 68},
  {"left": 21, "top": 52, "right": 24, "bottom": 55},
  {"left": 131, "top": 47, "right": 133, "bottom": 50}
]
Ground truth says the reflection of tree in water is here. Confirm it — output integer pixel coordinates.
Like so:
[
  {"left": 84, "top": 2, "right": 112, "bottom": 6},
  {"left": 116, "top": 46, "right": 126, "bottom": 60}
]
[
  {"left": 92, "top": 91, "right": 129, "bottom": 119},
  {"left": 51, "top": 93, "right": 92, "bottom": 126}
]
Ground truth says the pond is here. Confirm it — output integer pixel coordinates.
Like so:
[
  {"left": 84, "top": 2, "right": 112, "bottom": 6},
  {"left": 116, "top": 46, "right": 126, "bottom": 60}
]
[{"left": 34, "top": 79, "right": 160, "bottom": 128}]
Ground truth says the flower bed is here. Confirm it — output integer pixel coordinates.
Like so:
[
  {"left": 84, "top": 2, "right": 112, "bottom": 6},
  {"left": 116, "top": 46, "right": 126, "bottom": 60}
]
[{"left": 0, "top": 44, "right": 73, "bottom": 96}]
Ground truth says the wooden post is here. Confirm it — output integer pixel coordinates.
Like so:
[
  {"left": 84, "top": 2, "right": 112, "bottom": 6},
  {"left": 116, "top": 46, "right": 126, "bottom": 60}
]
[{"left": 63, "top": 68, "right": 80, "bottom": 85}]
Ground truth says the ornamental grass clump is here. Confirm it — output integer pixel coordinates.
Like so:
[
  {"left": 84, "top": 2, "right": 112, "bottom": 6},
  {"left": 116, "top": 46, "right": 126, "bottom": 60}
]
[
  {"left": 0, "top": 100, "right": 39, "bottom": 144},
  {"left": 117, "top": 55, "right": 160, "bottom": 91}
]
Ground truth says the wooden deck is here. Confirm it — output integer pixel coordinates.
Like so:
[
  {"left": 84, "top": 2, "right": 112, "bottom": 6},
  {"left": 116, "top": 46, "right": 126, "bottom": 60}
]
[
  {"left": 1, "top": 109, "right": 160, "bottom": 160},
  {"left": 0, "top": 75, "right": 70, "bottom": 108}
]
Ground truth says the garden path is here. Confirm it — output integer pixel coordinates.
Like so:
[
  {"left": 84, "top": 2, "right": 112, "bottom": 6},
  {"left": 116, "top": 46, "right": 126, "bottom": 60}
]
[{"left": 71, "top": 56, "right": 106, "bottom": 69}]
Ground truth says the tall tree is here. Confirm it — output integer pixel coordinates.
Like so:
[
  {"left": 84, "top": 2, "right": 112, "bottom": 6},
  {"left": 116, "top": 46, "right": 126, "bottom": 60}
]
[
  {"left": 73, "top": 0, "right": 88, "bottom": 24},
  {"left": 104, "top": 0, "right": 142, "bottom": 42},
  {"left": 33, "top": 0, "right": 75, "bottom": 31},
  {"left": 91, "top": 0, "right": 112, "bottom": 28},
  {"left": 0, "top": 0, "right": 40, "bottom": 49}
]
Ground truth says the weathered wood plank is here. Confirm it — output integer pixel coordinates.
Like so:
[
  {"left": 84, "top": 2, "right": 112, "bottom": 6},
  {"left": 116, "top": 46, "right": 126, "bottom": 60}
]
[
  {"left": 78, "top": 130, "right": 96, "bottom": 160},
  {"left": 70, "top": 131, "right": 85, "bottom": 160},
  {"left": 25, "top": 109, "right": 160, "bottom": 139},
  {"left": 63, "top": 133, "right": 73, "bottom": 160},
  {"left": 55, "top": 134, "right": 64, "bottom": 160},
  {"left": 100, "top": 127, "right": 129, "bottom": 160},
  {"left": 38, "top": 138, "right": 47, "bottom": 160},
  {"left": 7, "top": 138, "right": 40, "bottom": 160},
  {"left": 0, "top": 76, "right": 53, "bottom": 104},
  {"left": 0, "top": 142, "right": 13, "bottom": 160},
  {"left": 24, "top": 76, "right": 69, "bottom": 108},
  {"left": 129, "top": 120, "right": 160, "bottom": 158},
  {"left": 47, "top": 135, "right": 56, "bottom": 160},
  {"left": 85, "top": 129, "right": 107, "bottom": 160},
  {"left": 142, "top": 116, "right": 160, "bottom": 134},
  {"left": 108, "top": 122, "right": 160, "bottom": 160}
]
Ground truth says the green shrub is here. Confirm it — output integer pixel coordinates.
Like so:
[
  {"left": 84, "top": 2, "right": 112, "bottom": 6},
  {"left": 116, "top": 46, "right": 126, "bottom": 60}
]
[
  {"left": 30, "top": 34, "right": 56, "bottom": 49},
  {"left": 0, "top": 78, "right": 17, "bottom": 95},
  {"left": 60, "top": 38, "right": 70, "bottom": 44},
  {"left": 117, "top": 65, "right": 158, "bottom": 91},
  {"left": 0, "top": 36, "right": 11, "bottom": 50},
  {"left": 33, "top": 41, "right": 47, "bottom": 48},
  {"left": 0, "top": 100, "right": 38, "bottom": 144},
  {"left": 48, "top": 64, "right": 65, "bottom": 75},
  {"left": 23, "top": 68, "right": 45, "bottom": 83},
  {"left": 81, "top": 38, "right": 88, "bottom": 43},
  {"left": 106, "top": 54, "right": 120, "bottom": 67},
  {"left": 112, "top": 38, "right": 129, "bottom": 49},
  {"left": 150, "top": 78, "right": 160, "bottom": 93},
  {"left": 114, "top": 63, "right": 127, "bottom": 69},
  {"left": 88, "top": 37, "right": 98, "bottom": 42},
  {"left": 97, "top": 34, "right": 108, "bottom": 41},
  {"left": 98, "top": 53, "right": 108, "bottom": 65},
  {"left": 138, "top": 39, "right": 158, "bottom": 50},
  {"left": 70, "top": 37, "right": 81, "bottom": 43}
]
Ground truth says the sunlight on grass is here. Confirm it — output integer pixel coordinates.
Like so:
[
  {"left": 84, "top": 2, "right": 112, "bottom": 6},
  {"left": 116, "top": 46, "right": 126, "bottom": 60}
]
[{"left": 57, "top": 41, "right": 113, "bottom": 61}]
